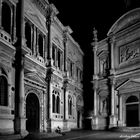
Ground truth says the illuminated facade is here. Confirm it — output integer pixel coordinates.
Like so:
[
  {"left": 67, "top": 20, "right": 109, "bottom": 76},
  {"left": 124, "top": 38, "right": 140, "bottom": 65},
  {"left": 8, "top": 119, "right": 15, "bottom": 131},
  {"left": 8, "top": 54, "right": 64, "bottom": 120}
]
[
  {"left": 91, "top": 8, "right": 140, "bottom": 130},
  {"left": 0, "top": 0, "right": 84, "bottom": 136}
]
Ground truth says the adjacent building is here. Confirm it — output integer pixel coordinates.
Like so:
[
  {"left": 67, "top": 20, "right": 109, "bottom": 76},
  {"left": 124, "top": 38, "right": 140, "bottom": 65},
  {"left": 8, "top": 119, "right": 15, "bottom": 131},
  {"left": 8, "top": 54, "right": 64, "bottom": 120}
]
[
  {"left": 0, "top": 0, "right": 84, "bottom": 136},
  {"left": 91, "top": 8, "right": 140, "bottom": 130}
]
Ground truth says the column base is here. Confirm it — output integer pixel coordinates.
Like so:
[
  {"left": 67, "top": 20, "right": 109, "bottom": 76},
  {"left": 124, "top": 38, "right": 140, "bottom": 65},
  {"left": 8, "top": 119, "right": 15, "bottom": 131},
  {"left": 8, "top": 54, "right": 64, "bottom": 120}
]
[
  {"left": 14, "top": 117, "right": 28, "bottom": 137},
  {"left": 46, "top": 119, "right": 52, "bottom": 132},
  {"left": 109, "top": 115, "right": 117, "bottom": 128},
  {"left": 91, "top": 115, "right": 99, "bottom": 130}
]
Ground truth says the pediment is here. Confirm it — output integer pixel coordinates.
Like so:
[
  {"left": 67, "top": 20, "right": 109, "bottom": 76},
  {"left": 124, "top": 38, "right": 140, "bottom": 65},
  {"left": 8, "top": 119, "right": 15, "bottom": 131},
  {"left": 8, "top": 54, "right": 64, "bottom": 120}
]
[
  {"left": 25, "top": 72, "right": 46, "bottom": 86},
  {"left": 25, "top": 1, "right": 47, "bottom": 34},
  {"left": 108, "top": 8, "right": 140, "bottom": 35},
  {"left": 117, "top": 79, "right": 140, "bottom": 91}
]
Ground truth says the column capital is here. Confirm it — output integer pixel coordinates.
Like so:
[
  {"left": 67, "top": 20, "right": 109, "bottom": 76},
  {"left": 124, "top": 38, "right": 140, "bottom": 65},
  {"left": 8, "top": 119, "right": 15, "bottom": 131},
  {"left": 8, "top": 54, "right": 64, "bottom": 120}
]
[
  {"left": 46, "top": 4, "right": 57, "bottom": 26},
  {"left": 91, "top": 27, "right": 98, "bottom": 51},
  {"left": 108, "top": 33, "right": 116, "bottom": 44},
  {"left": 92, "top": 75, "right": 99, "bottom": 80},
  {"left": 63, "top": 30, "right": 68, "bottom": 44},
  {"left": 92, "top": 79, "right": 98, "bottom": 89},
  {"left": 109, "top": 76, "right": 116, "bottom": 86}
]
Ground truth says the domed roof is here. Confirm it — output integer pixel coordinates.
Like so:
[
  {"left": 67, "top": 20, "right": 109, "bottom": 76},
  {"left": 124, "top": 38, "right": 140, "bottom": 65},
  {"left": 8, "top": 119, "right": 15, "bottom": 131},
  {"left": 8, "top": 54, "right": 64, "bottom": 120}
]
[{"left": 107, "top": 8, "right": 140, "bottom": 36}]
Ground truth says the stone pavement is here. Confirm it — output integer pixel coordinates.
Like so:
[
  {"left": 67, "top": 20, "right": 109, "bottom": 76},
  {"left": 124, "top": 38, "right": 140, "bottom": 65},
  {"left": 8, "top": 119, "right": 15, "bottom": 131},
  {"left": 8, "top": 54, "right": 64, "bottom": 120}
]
[{"left": 1, "top": 129, "right": 140, "bottom": 140}]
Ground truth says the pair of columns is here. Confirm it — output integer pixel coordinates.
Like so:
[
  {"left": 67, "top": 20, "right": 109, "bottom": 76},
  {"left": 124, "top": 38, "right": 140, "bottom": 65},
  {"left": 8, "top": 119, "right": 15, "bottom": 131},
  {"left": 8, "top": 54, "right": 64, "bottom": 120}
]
[{"left": 92, "top": 31, "right": 117, "bottom": 128}]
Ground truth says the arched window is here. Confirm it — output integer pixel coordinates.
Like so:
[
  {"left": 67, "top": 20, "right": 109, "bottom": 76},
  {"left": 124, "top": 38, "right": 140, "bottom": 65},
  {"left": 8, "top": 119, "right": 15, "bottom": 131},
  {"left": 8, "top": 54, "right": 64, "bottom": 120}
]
[
  {"left": 25, "top": 22, "right": 32, "bottom": 49},
  {"left": 52, "top": 90, "right": 60, "bottom": 114},
  {"left": 38, "top": 34, "right": 44, "bottom": 57},
  {"left": 126, "top": 96, "right": 138, "bottom": 103},
  {"left": 56, "top": 95, "right": 60, "bottom": 113},
  {"left": 68, "top": 95, "right": 72, "bottom": 115},
  {"left": 2, "top": 2, "right": 11, "bottom": 34},
  {"left": 0, "top": 75, "right": 8, "bottom": 106}
]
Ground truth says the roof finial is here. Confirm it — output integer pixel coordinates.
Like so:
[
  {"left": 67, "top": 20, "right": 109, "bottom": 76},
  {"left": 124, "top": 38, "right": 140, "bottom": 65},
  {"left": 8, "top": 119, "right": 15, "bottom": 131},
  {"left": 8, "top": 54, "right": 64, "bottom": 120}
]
[
  {"left": 93, "top": 27, "right": 98, "bottom": 43},
  {"left": 91, "top": 27, "right": 98, "bottom": 48}
]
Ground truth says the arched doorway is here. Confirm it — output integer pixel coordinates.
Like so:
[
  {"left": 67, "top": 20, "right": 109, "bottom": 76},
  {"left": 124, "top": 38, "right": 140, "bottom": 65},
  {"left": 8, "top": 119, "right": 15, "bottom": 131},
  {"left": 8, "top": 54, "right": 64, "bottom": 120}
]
[
  {"left": 26, "top": 93, "right": 40, "bottom": 132},
  {"left": 126, "top": 96, "right": 139, "bottom": 127}
]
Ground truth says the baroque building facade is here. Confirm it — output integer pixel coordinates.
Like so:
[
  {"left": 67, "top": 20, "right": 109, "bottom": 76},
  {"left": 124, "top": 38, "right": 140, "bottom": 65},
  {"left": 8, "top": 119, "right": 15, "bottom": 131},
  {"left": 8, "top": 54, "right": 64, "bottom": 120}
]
[
  {"left": 91, "top": 8, "right": 140, "bottom": 130},
  {"left": 0, "top": 0, "right": 84, "bottom": 136}
]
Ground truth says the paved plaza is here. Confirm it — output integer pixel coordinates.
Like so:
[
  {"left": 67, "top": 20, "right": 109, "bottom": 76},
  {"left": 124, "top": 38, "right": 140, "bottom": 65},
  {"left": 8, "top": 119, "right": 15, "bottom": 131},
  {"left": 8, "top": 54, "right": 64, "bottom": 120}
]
[{"left": 22, "top": 130, "right": 140, "bottom": 140}]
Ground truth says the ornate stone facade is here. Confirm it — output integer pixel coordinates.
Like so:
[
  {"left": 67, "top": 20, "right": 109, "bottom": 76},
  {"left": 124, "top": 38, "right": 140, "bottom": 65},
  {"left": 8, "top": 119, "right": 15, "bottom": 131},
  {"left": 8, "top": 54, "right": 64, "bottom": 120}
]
[
  {"left": 91, "top": 8, "right": 140, "bottom": 130},
  {"left": 0, "top": 0, "right": 83, "bottom": 136}
]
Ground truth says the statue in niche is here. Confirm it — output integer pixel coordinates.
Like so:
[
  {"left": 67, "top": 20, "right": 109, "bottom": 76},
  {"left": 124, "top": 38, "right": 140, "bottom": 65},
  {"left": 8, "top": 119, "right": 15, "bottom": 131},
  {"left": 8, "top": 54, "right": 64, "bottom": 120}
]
[
  {"left": 102, "top": 99, "right": 107, "bottom": 113},
  {"left": 99, "top": 97, "right": 107, "bottom": 115}
]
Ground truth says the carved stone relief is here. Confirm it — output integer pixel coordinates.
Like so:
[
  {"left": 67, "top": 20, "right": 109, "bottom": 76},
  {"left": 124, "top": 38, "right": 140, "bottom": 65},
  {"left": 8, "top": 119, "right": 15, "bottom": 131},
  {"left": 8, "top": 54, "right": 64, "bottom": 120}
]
[{"left": 120, "top": 40, "right": 140, "bottom": 63}]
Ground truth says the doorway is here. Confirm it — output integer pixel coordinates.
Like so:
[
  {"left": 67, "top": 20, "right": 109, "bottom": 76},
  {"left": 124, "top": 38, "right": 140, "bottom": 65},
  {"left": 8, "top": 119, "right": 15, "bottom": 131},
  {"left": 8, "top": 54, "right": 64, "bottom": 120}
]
[
  {"left": 26, "top": 93, "right": 40, "bottom": 132},
  {"left": 126, "top": 96, "right": 139, "bottom": 127}
]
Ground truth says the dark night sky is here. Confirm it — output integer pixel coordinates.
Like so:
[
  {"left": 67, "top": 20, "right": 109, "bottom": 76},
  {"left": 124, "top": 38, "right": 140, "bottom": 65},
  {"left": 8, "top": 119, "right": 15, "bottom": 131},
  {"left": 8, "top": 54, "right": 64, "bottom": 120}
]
[{"left": 49, "top": 0, "right": 127, "bottom": 52}]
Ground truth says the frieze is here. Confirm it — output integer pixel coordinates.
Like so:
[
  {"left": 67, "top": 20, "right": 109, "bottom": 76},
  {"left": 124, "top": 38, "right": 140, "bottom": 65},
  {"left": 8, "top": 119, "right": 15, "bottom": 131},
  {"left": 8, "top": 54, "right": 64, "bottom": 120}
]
[
  {"left": 118, "top": 80, "right": 140, "bottom": 94},
  {"left": 120, "top": 39, "right": 140, "bottom": 63}
]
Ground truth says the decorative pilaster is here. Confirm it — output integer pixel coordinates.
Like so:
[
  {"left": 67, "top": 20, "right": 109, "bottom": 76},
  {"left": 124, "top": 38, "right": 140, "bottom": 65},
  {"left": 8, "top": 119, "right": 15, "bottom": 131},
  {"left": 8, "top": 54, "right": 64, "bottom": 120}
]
[
  {"left": 108, "top": 33, "right": 116, "bottom": 75},
  {"left": 118, "top": 94, "right": 123, "bottom": 126}
]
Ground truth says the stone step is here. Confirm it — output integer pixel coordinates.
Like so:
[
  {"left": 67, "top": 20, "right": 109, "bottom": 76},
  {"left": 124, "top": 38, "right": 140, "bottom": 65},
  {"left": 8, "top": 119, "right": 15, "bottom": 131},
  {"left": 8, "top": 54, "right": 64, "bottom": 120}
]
[
  {"left": 110, "top": 127, "right": 140, "bottom": 132},
  {"left": 0, "top": 134, "right": 22, "bottom": 140},
  {"left": 23, "top": 132, "right": 62, "bottom": 139}
]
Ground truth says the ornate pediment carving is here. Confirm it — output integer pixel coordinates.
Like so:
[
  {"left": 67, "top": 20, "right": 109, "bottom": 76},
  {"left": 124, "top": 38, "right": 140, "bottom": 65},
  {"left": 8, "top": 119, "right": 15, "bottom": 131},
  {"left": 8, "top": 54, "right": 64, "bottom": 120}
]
[
  {"left": 25, "top": 72, "right": 46, "bottom": 86},
  {"left": 117, "top": 79, "right": 140, "bottom": 93},
  {"left": 25, "top": 1, "right": 47, "bottom": 34}
]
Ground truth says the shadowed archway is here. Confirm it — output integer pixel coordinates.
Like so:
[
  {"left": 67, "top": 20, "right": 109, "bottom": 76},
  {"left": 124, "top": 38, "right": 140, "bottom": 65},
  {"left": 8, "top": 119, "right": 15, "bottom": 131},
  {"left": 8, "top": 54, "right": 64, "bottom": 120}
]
[{"left": 26, "top": 93, "right": 40, "bottom": 132}]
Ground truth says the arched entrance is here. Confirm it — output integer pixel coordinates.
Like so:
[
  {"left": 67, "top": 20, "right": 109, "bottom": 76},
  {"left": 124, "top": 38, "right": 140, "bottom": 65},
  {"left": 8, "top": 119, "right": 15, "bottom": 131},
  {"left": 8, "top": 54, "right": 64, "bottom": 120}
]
[
  {"left": 126, "top": 96, "right": 139, "bottom": 127},
  {"left": 26, "top": 93, "right": 40, "bottom": 132}
]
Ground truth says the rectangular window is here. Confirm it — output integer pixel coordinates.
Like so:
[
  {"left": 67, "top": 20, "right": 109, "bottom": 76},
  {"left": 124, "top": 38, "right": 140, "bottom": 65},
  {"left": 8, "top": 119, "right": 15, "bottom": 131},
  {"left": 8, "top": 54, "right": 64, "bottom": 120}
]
[
  {"left": 38, "top": 33, "right": 44, "bottom": 57},
  {"left": 52, "top": 43, "right": 57, "bottom": 66}
]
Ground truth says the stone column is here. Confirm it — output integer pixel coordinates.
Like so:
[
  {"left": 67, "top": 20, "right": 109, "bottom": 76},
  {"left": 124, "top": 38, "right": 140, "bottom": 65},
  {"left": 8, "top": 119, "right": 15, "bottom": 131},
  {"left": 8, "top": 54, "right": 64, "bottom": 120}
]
[
  {"left": 14, "top": 0, "right": 28, "bottom": 136},
  {"left": 91, "top": 28, "right": 99, "bottom": 129},
  {"left": 118, "top": 94, "right": 123, "bottom": 126},
  {"left": 93, "top": 81, "right": 98, "bottom": 116},
  {"left": 109, "top": 77, "right": 117, "bottom": 128},
  {"left": 91, "top": 28, "right": 98, "bottom": 116}
]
